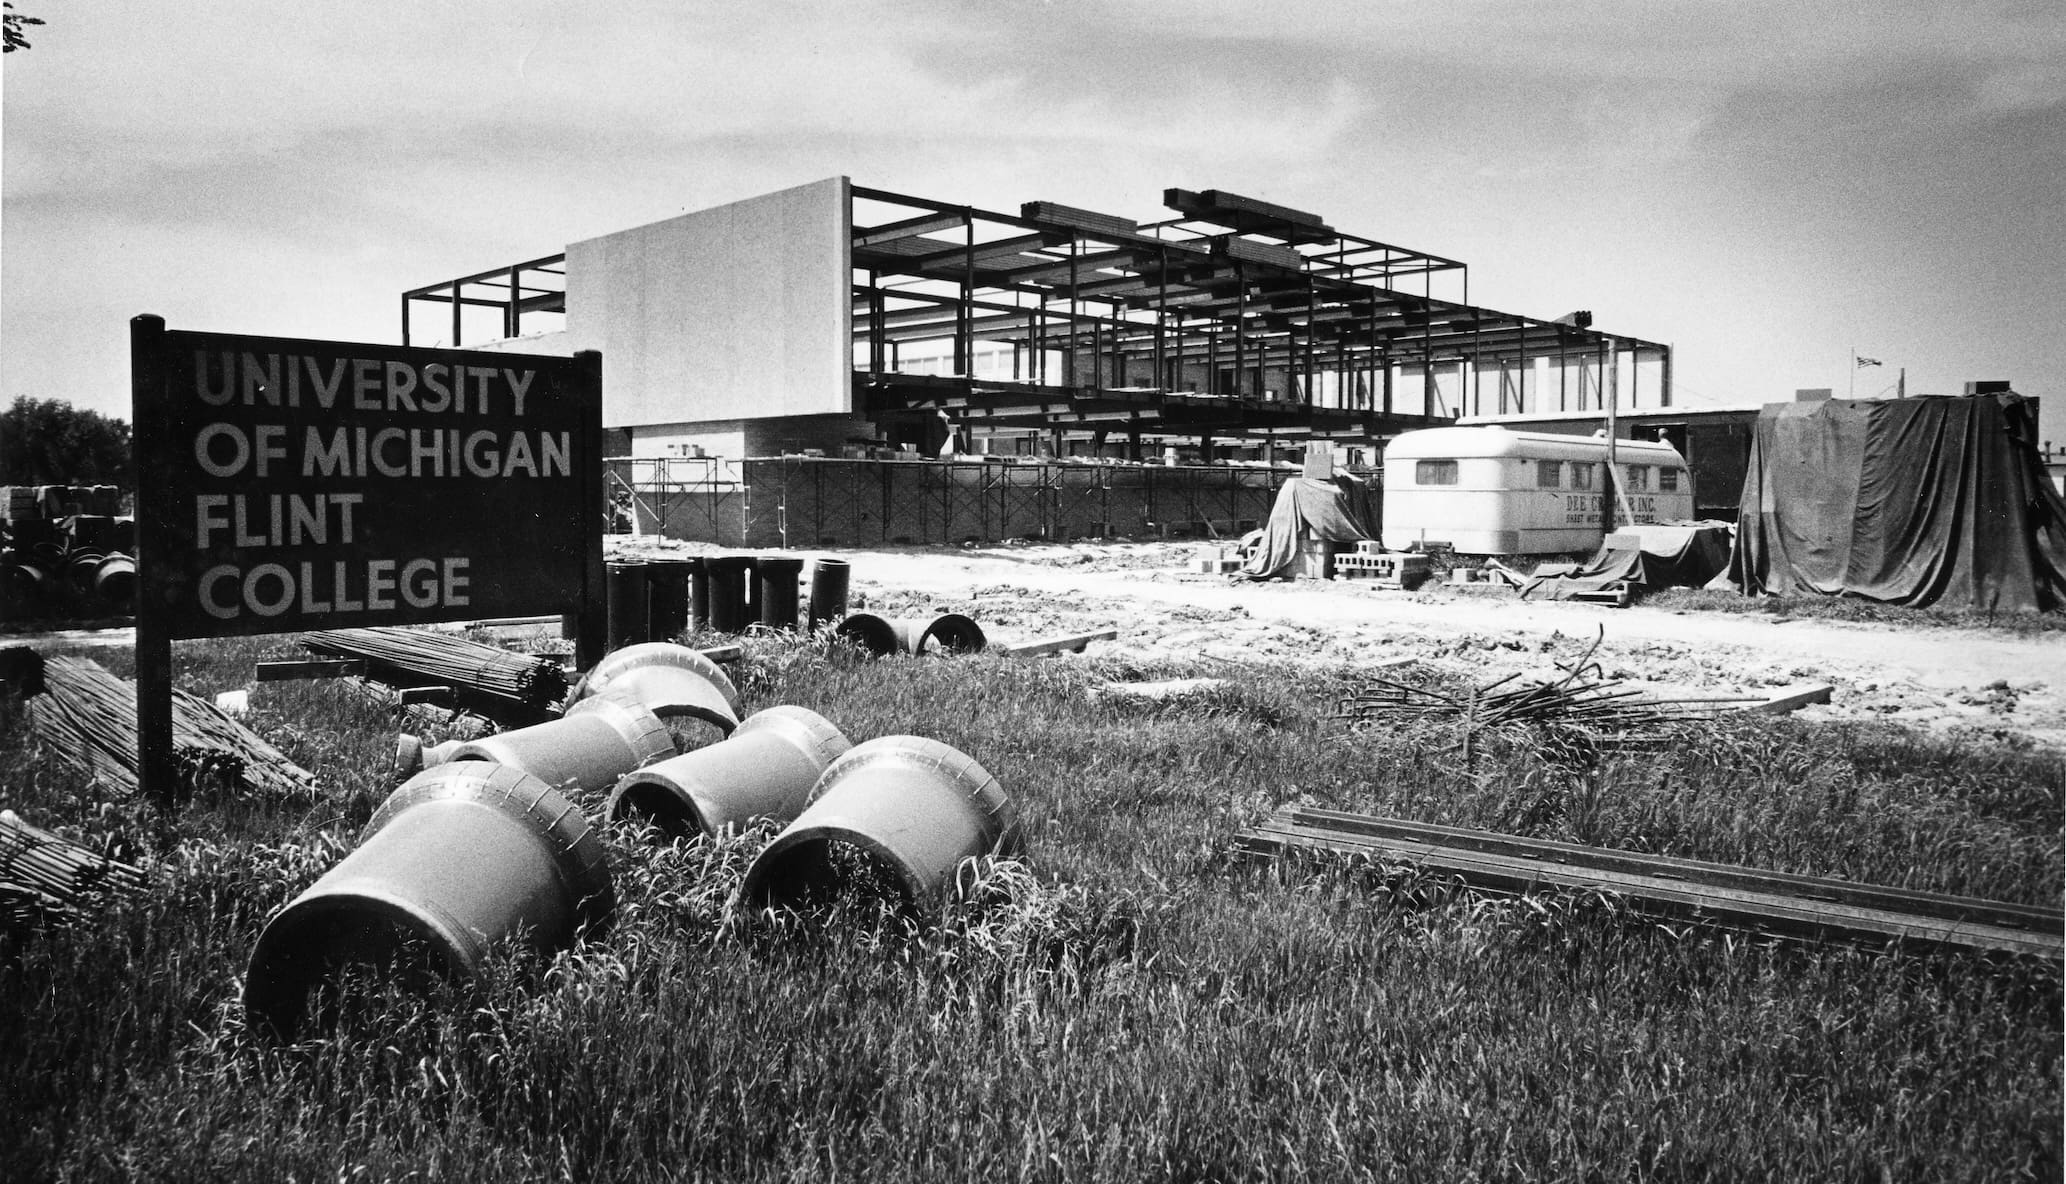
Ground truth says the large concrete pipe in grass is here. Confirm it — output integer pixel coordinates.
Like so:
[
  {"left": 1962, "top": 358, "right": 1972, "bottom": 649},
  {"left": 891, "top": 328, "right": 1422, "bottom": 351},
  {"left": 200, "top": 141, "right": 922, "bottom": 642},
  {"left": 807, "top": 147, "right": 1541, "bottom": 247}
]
[
  {"left": 426, "top": 693, "right": 675, "bottom": 798},
  {"left": 738, "top": 736, "right": 1018, "bottom": 915},
  {"left": 567, "top": 642, "right": 741, "bottom": 734},
  {"left": 606, "top": 706, "right": 851, "bottom": 838},
  {"left": 833, "top": 612, "right": 987, "bottom": 658},
  {"left": 243, "top": 760, "right": 613, "bottom": 1041}
]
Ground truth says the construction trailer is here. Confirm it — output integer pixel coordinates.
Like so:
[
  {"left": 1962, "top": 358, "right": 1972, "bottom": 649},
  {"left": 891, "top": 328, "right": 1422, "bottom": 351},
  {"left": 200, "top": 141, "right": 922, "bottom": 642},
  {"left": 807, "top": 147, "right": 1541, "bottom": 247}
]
[
  {"left": 1381, "top": 426, "right": 1693, "bottom": 555},
  {"left": 402, "top": 179, "right": 1672, "bottom": 544}
]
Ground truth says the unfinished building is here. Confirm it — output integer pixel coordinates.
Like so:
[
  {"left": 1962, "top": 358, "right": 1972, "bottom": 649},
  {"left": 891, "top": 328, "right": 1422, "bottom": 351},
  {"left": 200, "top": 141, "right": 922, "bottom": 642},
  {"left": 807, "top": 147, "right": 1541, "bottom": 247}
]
[{"left": 401, "top": 178, "right": 1671, "bottom": 545}]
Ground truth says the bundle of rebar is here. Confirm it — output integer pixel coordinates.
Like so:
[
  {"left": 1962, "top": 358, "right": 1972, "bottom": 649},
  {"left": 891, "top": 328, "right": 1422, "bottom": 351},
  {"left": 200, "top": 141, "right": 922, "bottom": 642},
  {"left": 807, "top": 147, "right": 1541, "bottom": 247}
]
[
  {"left": 1338, "top": 632, "right": 1760, "bottom": 737},
  {"left": 26, "top": 656, "right": 317, "bottom": 799},
  {"left": 1, "top": 809, "right": 147, "bottom": 933},
  {"left": 299, "top": 626, "right": 567, "bottom": 716}
]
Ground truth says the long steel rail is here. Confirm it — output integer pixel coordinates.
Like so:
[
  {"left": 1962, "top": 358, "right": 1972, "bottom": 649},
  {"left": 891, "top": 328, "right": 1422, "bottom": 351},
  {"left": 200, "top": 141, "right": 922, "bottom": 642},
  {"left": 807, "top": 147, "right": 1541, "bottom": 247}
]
[{"left": 1237, "top": 806, "right": 2063, "bottom": 960}]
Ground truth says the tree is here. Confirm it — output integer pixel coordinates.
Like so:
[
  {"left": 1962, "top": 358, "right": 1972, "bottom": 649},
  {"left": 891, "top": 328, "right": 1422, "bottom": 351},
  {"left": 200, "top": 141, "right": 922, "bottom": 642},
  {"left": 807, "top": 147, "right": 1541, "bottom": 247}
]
[
  {"left": 3, "top": 3, "right": 44, "bottom": 52},
  {"left": 0, "top": 398, "right": 132, "bottom": 485}
]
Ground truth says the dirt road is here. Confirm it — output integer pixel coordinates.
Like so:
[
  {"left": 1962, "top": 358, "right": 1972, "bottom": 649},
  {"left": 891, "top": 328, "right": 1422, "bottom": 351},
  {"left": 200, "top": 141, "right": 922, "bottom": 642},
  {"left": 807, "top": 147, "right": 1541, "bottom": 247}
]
[{"left": 825, "top": 542, "right": 2066, "bottom": 750}]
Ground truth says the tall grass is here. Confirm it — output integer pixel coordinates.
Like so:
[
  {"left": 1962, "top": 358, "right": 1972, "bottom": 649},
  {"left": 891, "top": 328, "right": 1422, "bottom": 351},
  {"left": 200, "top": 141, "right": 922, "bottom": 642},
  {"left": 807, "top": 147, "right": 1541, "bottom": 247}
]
[{"left": 2, "top": 633, "right": 2059, "bottom": 1181}]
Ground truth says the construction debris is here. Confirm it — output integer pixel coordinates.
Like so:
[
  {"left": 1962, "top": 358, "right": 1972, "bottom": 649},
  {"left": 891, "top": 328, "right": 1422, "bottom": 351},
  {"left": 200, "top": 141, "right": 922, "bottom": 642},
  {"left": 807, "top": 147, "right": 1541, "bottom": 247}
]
[
  {"left": 2, "top": 809, "right": 147, "bottom": 934},
  {"left": 1337, "top": 631, "right": 1761, "bottom": 741},
  {"left": 1748, "top": 682, "right": 1835, "bottom": 715},
  {"left": 1096, "top": 677, "right": 1229, "bottom": 702},
  {"left": 27, "top": 656, "right": 317, "bottom": 799},
  {"left": 1238, "top": 805, "right": 2063, "bottom": 960},
  {"left": 996, "top": 629, "right": 1119, "bottom": 658}
]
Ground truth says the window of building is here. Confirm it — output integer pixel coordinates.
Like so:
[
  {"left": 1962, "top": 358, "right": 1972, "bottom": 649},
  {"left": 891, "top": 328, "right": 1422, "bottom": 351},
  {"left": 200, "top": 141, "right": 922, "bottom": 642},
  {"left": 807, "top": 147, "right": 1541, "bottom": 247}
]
[
  {"left": 1416, "top": 459, "right": 1458, "bottom": 485},
  {"left": 1536, "top": 460, "right": 1563, "bottom": 489},
  {"left": 1660, "top": 467, "right": 1681, "bottom": 492}
]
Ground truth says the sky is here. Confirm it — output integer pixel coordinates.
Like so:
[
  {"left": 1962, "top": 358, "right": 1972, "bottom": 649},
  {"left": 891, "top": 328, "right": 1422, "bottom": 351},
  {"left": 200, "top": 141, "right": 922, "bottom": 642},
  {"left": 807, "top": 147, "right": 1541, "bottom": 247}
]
[{"left": 5, "top": 1, "right": 2064, "bottom": 448}]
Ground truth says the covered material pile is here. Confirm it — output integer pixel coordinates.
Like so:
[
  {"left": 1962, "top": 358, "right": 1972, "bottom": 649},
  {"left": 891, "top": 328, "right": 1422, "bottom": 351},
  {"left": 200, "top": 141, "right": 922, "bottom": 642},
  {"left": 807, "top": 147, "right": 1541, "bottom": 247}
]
[
  {"left": 1729, "top": 393, "right": 2066, "bottom": 611},
  {"left": 1521, "top": 521, "right": 1734, "bottom": 602},
  {"left": 1241, "top": 476, "right": 1377, "bottom": 579},
  {"left": 26, "top": 656, "right": 316, "bottom": 799},
  {"left": 300, "top": 626, "right": 569, "bottom": 721}
]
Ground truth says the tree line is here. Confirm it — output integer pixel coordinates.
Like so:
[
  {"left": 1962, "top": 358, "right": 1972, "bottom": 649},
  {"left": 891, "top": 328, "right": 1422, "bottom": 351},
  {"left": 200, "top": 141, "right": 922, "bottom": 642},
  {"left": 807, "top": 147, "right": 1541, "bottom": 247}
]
[{"left": 1, "top": 397, "right": 132, "bottom": 486}]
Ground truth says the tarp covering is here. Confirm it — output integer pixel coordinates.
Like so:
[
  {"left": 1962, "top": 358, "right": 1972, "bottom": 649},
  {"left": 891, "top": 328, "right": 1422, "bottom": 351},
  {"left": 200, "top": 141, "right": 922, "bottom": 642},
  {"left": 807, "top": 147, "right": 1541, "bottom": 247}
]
[
  {"left": 1241, "top": 476, "right": 1376, "bottom": 579},
  {"left": 1521, "top": 522, "right": 1735, "bottom": 601},
  {"left": 1728, "top": 394, "right": 2066, "bottom": 611}
]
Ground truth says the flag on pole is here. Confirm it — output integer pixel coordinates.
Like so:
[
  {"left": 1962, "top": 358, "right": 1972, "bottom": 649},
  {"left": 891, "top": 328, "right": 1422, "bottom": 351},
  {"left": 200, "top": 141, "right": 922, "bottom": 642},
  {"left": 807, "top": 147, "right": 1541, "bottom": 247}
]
[{"left": 1856, "top": 356, "right": 1883, "bottom": 367}]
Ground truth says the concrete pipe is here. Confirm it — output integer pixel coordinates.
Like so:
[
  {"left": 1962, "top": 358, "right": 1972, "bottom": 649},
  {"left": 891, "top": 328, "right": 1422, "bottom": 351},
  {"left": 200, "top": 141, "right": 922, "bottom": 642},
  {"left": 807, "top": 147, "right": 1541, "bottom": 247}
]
[
  {"left": 567, "top": 642, "right": 742, "bottom": 734},
  {"left": 393, "top": 733, "right": 468, "bottom": 777},
  {"left": 243, "top": 760, "right": 613, "bottom": 1041},
  {"left": 833, "top": 612, "right": 987, "bottom": 658},
  {"left": 755, "top": 556, "right": 805, "bottom": 629},
  {"left": 606, "top": 706, "right": 851, "bottom": 838},
  {"left": 688, "top": 556, "right": 710, "bottom": 631},
  {"left": 606, "top": 561, "right": 651, "bottom": 651},
  {"left": 93, "top": 553, "right": 136, "bottom": 605},
  {"left": 705, "top": 556, "right": 755, "bottom": 632},
  {"left": 66, "top": 550, "right": 107, "bottom": 595},
  {"left": 807, "top": 559, "right": 850, "bottom": 629},
  {"left": 0, "top": 561, "right": 48, "bottom": 620},
  {"left": 833, "top": 612, "right": 903, "bottom": 657},
  {"left": 645, "top": 559, "right": 691, "bottom": 642},
  {"left": 738, "top": 736, "right": 1018, "bottom": 915},
  {"left": 910, "top": 613, "right": 987, "bottom": 655},
  {"left": 433, "top": 693, "right": 675, "bottom": 799}
]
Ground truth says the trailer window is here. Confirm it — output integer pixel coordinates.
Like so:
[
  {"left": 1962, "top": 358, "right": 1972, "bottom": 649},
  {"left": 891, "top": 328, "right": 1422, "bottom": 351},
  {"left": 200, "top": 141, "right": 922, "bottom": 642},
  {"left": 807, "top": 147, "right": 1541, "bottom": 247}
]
[
  {"left": 1570, "top": 463, "right": 1594, "bottom": 490},
  {"left": 1415, "top": 460, "right": 1458, "bottom": 485},
  {"left": 1660, "top": 467, "right": 1681, "bottom": 492},
  {"left": 1536, "top": 461, "right": 1562, "bottom": 489},
  {"left": 1626, "top": 465, "right": 1650, "bottom": 491}
]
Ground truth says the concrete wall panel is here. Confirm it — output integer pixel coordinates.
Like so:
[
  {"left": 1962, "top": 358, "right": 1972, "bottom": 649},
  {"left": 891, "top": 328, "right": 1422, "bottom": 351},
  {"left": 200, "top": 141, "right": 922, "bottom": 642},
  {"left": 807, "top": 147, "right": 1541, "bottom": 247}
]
[{"left": 565, "top": 178, "right": 852, "bottom": 430}]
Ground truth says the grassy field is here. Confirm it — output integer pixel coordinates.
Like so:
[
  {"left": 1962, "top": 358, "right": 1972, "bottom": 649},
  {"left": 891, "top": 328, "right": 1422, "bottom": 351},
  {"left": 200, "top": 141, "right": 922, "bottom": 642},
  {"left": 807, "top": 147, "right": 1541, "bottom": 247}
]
[{"left": 3, "top": 631, "right": 2061, "bottom": 1182}]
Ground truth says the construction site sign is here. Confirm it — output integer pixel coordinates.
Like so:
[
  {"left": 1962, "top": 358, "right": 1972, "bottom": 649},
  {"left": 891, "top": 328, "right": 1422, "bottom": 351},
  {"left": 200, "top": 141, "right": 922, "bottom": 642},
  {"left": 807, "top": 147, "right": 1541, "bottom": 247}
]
[
  {"left": 129, "top": 315, "right": 605, "bottom": 801},
  {"left": 132, "top": 319, "right": 601, "bottom": 636}
]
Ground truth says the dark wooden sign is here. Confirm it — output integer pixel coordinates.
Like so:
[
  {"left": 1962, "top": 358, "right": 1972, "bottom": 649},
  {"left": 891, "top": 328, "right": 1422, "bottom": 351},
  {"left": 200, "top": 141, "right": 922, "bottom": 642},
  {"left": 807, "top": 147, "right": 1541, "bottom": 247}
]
[{"left": 130, "top": 315, "right": 605, "bottom": 800}]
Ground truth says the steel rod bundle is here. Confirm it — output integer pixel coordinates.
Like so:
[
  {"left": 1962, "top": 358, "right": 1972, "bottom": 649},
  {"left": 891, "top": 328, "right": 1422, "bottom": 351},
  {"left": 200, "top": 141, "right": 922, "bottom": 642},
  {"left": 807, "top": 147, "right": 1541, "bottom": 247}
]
[
  {"left": 299, "top": 626, "right": 568, "bottom": 715},
  {"left": 1337, "top": 631, "right": 1761, "bottom": 737},
  {"left": 27, "top": 656, "right": 317, "bottom": 799},
  {"left": 1, "top": 808, "right": 147, "bottom": 932}
]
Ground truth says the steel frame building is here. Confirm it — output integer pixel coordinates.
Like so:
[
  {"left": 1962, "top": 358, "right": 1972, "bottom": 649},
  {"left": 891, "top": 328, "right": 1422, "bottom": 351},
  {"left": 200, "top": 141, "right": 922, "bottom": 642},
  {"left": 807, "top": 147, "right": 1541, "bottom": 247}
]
[{"left": 401, "top": 179, "right": 1671, "bottom": 461}]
